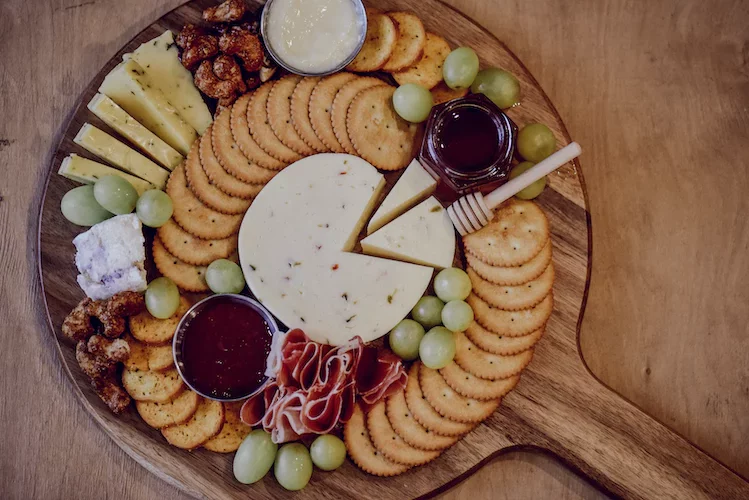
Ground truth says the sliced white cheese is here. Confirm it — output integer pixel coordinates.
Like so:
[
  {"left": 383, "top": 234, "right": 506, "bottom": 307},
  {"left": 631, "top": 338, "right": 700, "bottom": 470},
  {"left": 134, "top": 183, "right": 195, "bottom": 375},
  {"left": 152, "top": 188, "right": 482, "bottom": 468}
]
[
  {"left": 367, "top": 159, "right": 437, "bottom": 234},
  {"left": 59, "top": 154, "right": 154, "bottom": 195},
  {"left": 130, "top": 30, "right": 213, "bottom": 135},
  {"left": 74, "top": 123, "right": 169, "bottom": 189},
  {"left": 361, "top": 197, "right": 456, "bottom": 269},
  {"left": 99, "top": 59, "right": 197, "bottom": 155},
  {"left": 87, "top": 93, "right": 183, "bottom": 170},
  {"left": 238, "top": 154, "right": 432, "bottom": 345}
]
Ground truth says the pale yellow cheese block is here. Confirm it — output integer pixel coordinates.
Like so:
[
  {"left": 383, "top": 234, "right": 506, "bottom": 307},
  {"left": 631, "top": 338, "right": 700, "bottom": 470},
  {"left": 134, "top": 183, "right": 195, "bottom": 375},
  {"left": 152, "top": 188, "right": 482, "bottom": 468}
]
[{"left": 59, "top": 154, "right": 153, "bottom": 195}]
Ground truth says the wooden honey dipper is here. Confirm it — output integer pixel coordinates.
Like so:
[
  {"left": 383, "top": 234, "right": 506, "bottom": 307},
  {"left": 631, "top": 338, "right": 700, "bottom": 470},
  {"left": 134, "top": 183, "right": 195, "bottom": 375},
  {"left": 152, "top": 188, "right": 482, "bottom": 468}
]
[{"left": 447, "top": 142, "right": 581, "bottom": 235}]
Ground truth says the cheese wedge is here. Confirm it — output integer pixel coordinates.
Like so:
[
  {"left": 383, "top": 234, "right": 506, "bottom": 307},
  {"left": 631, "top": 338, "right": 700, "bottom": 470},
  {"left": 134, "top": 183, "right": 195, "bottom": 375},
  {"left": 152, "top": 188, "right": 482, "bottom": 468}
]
[
  {"left": 59, "top": 154, "right": 154, "bottom": 195},
  {"left": 367, "top": 159, "right": 437, "bottom": 234},
  {"left": 238, "top": 154, "right": 432, "bottom": 345},
  {"left": 361, "top": 197, "right": 456, "bottom": 269},
  {"left": 130, "top": 31, "right": 213, "bottom": 135},
  {"left": 74, "top": 123, "right": 169, "bottom": 189},
  {"left": 87, "top": 93, "right": 183, "bottom": 170},
  {"left": 99, "top": 59, "right": 197, "bottom": 155}
]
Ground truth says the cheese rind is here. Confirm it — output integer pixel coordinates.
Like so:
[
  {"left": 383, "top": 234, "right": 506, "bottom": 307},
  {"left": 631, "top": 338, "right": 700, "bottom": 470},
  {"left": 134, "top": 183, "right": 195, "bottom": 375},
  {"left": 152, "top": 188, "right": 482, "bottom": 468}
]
[
  {"left": 367, "top": 159, "right": 437, "bottom": 234},
  {"left": 59, "top": 154, "right": 154, "bottom": 195},
  {"left": 74, "top": 123, "right": 169, "bottom": 189},
  {"left": 99, "top": 59, "right": 197, "bottom": 155},
  {"left": 238, "top": 154, "right": 432, "bottom": 345},
  {"left": 130, "top": 31, "right": 213, "bottom": 135},
  {"left": 87, "top": 93, "right": 183, "bottom": 170},
  {"left": 361, "top": 196, "right": 456, "bottom": 269}
]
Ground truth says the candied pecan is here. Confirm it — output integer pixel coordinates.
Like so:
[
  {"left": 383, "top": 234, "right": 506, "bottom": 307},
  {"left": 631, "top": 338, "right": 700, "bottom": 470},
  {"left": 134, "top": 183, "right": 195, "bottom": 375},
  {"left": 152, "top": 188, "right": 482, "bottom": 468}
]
[
  {"left": 62, "top": 298, "right": 94, "bottom": 342},
  {"left": 181, "top": 34, "right": 219, "bottom": 70},
  {"left": 203, "top": 0, "right": 247, "bottom": 23},
  {"left": 245, "top": 74, "right": 261, "bottom": 90},
  {"left": 213, "top": 54, "right": 247, "bottom": 94},
  {"left": 219, "top": 26, "right": 263, "bottom": 73},
  {"left": 176, "top": 23, "right": 202, "bottom": 49},
  {"left": 195, "top": 60, "right": 240, "bottom": 99},
  {"left": 106, "top": 290, "right": 145, "bottom": 317}
]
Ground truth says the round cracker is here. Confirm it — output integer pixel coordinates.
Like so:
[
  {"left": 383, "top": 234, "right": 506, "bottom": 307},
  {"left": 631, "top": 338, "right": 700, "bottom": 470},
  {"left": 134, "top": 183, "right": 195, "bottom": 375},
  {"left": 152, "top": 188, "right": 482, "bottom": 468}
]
[
  {"left": 469, "top": 264, "right": 554, "bottom": 311},
  {"left": 367, "top": 400, "right": 441, "bottom": 466},
  {"left": 290, "top": 77, "right": 328, "bottom": 153},
  {"left": 123, "top": 334, "right": 174, "bottom": 372},
  {"left": 267, "top": 75, "right": 316, "bottom": 156},
  {"left": 162, "top": 398, "right": 225, "bottom": 450},
  {"left": 440, "top": 362, "right": 520, "bottom": 401},
  {"left": 157, "top": 218, "right": 237, "bottom": 266},
  {"left": 129, "top": 295, "right": 191, "bottom": 344},
  {"left": 347, "top": 12, "right": 398, "bottom": 72},
  {"left": 418, "top": 364, "right": 499, "bottom": 423},
  {"left": 347, "top": 85, "right": 419, "bottom": 171},
  {"left": 431, "top": 81, "right": 469, "bottom": 105},
  {"left": 152, "top": 236, "right": 210, "bottom": 292},
  {"left": 453, "top": 331, "right": 534, "bottom": 381},
  {"left": 136, "top": 390, "right": 200, "bottom": 429},
  {"left": 382, "top": 12, "right": 426, "bottom": 72},
  {"left": 122, "top": 367, "right": 184, "bottom": 403},
  {"left": 392, "top": 33, "right": 451, "bottom": 89},
  {"left": 309, "top": 73, "right": 357, "bottom": 152},
  {"left": 203, "top": 402, "right": 251, "bottom": 453},
  {"left": 213, "top": 107, "right": 277, "bottom": 184},
  {"left": 404, "top": 363, "right": 473, "bottom": 436},
  {"left": 230, "top": 93, "right": 286, "bottom": 170},
  {"left": 184, "top": 140, "right": 251, "bottom": 215},
  {"left": 247, "top": 82, "right": 303, "bottom": 164},
  {"left": 166, "top": 165, "right": 242, "bottom": 240},
  {"left": 332, "top": 76, "right": 388, "bottom": 154},
  {"left": 344, "top": 403, "right": 410, "bottom": 477},
  {"left": 465, "top": 321, "right": 544, "bottom": 356},
  {"left": 463, "top": 199, "right": 550, "bottom": 266},
  {"left": 386, "top": 390, "right": 459, "bottom": 451},
  {"left": 466, "top": 241, "right": 552, "bottom": 286},
  {"left": 199, "top": 126, "right": 264, "bottom": 199},
  {"left": 468, "top": 292, "right": 553, "bottom": 337}
]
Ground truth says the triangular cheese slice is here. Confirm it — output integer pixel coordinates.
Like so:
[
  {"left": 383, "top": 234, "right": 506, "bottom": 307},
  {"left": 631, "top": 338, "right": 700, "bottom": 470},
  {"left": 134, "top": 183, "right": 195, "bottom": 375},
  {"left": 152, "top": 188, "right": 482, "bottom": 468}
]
[
  {"left": 361, "top": 197, "right": 456, "bottom": 269},
  {"left": 366, "top": 159, "right": 437, "bottom": 234}
]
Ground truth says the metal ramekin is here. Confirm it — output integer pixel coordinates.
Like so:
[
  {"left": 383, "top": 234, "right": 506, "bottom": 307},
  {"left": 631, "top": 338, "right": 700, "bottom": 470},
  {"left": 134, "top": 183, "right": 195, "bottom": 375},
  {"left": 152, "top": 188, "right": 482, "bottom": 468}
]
[
  {"left": 260, "top": 0, "right": 367, "bottom": 77},
  {"left": 173, "top": 293, "right": 279, "bottom": 402}
]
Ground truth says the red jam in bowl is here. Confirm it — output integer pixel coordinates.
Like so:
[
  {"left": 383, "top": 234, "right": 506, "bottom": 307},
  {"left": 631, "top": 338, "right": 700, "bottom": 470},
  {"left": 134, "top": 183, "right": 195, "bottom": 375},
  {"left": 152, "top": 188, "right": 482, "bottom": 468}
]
[{"left": 175, "top": 295, "right": 274, "bottom": 400}]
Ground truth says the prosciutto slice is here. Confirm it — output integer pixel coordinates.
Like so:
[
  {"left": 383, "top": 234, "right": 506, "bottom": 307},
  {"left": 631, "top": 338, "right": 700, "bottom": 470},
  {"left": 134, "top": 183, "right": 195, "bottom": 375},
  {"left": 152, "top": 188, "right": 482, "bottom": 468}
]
[{"left": 355, "top": 347, "right": 408, "bottom": 405}]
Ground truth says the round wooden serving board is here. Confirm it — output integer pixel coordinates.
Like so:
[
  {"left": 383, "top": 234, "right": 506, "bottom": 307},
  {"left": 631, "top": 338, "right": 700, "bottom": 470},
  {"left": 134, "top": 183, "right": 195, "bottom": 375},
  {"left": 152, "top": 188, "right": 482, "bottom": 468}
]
[{"left": 37, "top": 0, "right": 748, "bottom": 498}]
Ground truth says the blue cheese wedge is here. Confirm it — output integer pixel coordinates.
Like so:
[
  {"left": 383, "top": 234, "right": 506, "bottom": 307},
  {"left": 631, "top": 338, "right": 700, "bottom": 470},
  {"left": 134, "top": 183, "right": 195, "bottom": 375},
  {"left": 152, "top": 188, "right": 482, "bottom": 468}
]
[
  {"left": 238, "top": 154, "right": 432, "bottom": 345},
  {"left": 87, "top": 93, "right": 183, "bottom": 170},
  {"left": 73, "top": 214, "right": 147, "bottom": 300},
  {"left": 99, "top": 59, "right": 197, "bottom": 155},
  {"left": 361, "top": 197, "right": 456, "bottom": 269},
  {"left": 74, "top": 123, "right": 169, "bottom": 189},
  {"left": 130, "top": 31, "right": 213, "bottom": 135},
  {"left": 59, "top": 154, "right": 154, "bottom": 195}
]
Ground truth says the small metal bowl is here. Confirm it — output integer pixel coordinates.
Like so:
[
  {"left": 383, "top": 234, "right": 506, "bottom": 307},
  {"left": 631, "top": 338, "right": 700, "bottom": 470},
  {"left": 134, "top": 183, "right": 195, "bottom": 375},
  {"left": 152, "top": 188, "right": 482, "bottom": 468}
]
[
  {"left": 260, "top": 0, "right": 367, "bottom": 77},
  {"left": 173, "top": 294, "right": 279, "bottom": 402}
]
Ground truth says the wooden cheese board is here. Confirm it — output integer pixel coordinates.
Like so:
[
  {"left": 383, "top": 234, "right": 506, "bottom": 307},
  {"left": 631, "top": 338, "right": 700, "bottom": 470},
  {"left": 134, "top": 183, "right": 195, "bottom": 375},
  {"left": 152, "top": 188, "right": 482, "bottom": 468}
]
[{"left": 37, "top": 0, "right": 749, "bottom": 498}]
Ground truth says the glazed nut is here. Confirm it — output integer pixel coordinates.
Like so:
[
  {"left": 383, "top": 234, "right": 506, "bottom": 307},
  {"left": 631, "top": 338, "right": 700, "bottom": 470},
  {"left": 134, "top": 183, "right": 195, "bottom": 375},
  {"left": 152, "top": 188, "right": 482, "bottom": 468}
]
[
  {"left": 180, "top": 34, "right": 219, "bottom": 70},
  {"left": 203, "top": 0, "right": 247, "bottom": 23},
  {"left": 194, "top": 60, "right": 240, "bottom": 100},
  {"left": 218, "top": 26, "right": 263, "bottom": 73}
]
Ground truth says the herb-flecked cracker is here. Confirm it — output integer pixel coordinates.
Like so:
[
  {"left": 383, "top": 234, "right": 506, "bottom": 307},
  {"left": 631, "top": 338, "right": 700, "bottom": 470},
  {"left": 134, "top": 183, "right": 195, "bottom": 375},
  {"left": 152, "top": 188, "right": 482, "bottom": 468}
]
[
  {"left": 199, "top": 127, "right": 264, "bottom": 199},
  {"left": 152, "top": 236, "right": 210, "bottom": 292},
  {"left": 122, "top": 367, "right": 184, "bottom": 403},
  {"left": 213, "top": 107, "right": 277, "bottom": 184},
  {"left": 136, "top": 390, "right": 200, "bottom": 429},
  {"left": 392, "top": 32, "right": 450, "bottom": 89},
  {"left": 184, "top": 140, "right": 251, "bottom": 215},
  {"left": 129, "top": 294, "right": 191, "bottom": 344},
  {"left": 347, "top": 12, "right": 398, "bottom": 72},
  {"left": 161, "top": 398, "right": 225, "bottom": 450},
  {"left": 290, "top": 76, "right": 329, "bottom": 153},
  {"left": 267, "top": 75, "right": 316, "bottom": 156},
  {"left": 158, "top": 218, "right": 237, "bottom": 267},
  {"left": 332, "top": 76, "right": 387, "bottom": 154},
  {"left": 247, "top": 82, "right": 303, "bottom": 164},
  {"left": 382, "top": 12, "right": 426, "bottom": 72},
  {"left": 309, "top": 73, "right": 357, "bottom": 152}
]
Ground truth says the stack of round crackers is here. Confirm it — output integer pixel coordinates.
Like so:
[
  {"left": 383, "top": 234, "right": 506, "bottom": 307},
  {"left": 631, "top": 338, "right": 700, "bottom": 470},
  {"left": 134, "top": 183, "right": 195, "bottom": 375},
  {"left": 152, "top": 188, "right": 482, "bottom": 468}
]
[
  {"left": 345, "top": 199, "right": 553, "bottom": 476},
  {"left": 121, "top": 296, "right": 251, "bottom": 452}
]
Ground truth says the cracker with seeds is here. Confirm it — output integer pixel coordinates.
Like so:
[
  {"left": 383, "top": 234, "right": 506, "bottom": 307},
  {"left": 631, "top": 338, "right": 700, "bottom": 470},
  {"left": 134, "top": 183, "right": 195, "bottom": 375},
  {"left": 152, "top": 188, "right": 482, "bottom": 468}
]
[
  {"left": 247, "top": 82, "right": 303, "bottom": 164},
  {"left": 431, "top": 81, "right": 469, "bottom": 105},
  {"left": 453, "top": 331, "right": 534, "bottom": 380},
  {"left": 199, "top": 128, "right": 263, "bottom": 200},
  {"left": 158, "top": 219, "right": 237, "bottom": 267},
  {"left": 419, "top": 364, "right": 499, "bottom": 423},
  {"left": 382, "top": 12, "right": 426, "bottom": 72},
  {"left": 332, "top": 76, "right": 388, "bottom": 154},
  {"left": 136, "top": 390, "right": 200, "bottom": 429},
  {"left": 344, "top": 404, "right": 410, "bottom": 476},
  {"left": 184, "top": 141, "right": 251, "bottom": 215},
  {"left": 162, "top": 398, "right": 225, "bottom": 450},
  {"left": 267, "top": 75, "right": 316, "bottom": 156},
  {"left": 465, "top": 322, "right": 544, "bottom": 356},
  {"left": 440, "top": 362, "right": 520, "bottom": 401},
  {"left": 203, "top": 402, "right": 251, "bottom": 453},
  {"left": 213, "top": 107, "right": 277, "bottom": 184},
  {"left": 386, "top": 390, "right": 459, "bottom": 450},
  {"left": 152, "top": 236, "right": 210, "bottom": 292},
  {"left": 290, "top": 76, "right": 328, "bottom": 153},
  {"left": 230, "top": 93, "right": 286, "bottom": 171},
  {"left": 404, "top": 363, "right": 473, "bottom": 436},
  {"left": 309, "top": 73, "right": 357, "bottom": 152},
  {"left": 123, "top": 334, "right": 173, "bottom": 371},
  {"left": 347, "top": 86, "right": 419, "bottom": 171},
  {"left": 466, "top": 241, "right": 552, "bottom": 286},
  {"left": 122, "top": 367, "right": 184, "bottom": 403},
  {"left": 347, "top": 12, "right": 398, "bottom": 72},
  {"left": 469, "top": 264, "right": 554, "bottom": 311},
  {"left": 392, "top": 33, "right": 451, "bottom": 89},
  {"left": 129, "top": 295, "right": 190, "bottom": 344},
  {"left": 367, "top": 400, "right": 441, "bottom": 466},
  {"left": 468, "top": 292, "right": 553, "bottom": 337}
]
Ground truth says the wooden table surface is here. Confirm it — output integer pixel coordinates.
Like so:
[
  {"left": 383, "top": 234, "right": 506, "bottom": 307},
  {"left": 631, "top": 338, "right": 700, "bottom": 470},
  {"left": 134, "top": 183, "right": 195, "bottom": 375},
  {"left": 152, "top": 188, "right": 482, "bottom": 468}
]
[{"left": 1, "top": 0, "right": 747, "bottom": 498}]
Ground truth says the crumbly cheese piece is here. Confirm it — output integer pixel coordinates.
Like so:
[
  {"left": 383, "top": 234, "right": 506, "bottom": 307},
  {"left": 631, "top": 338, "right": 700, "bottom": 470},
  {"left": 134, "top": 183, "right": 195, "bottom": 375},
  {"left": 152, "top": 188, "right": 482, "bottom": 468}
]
[
  {"left": 99, "top": 59, "right": 197, "bottom": 155},
  {"left": 367, "top": 159, "right": 437, "bottom": 234},
  {"left": 130, "top": 31, "right": 213, "bottom": 135},
  {"left": 87, "top": 93, "right": 183, "bottom": 170},
  {"left": 74, "top": 123, "right": 169, "bottom": 189},
  {"left": 59, "top": 154, "right": 154, "bottom": 195},
  {"left": 238, "top": 154, "right": 432, "bottom": 345},
  {"left": 73, "top": 214, "right": 147, "bottom": 300},
  {"left": 361, "top": 197, "right": 456, "bottom": 269}
]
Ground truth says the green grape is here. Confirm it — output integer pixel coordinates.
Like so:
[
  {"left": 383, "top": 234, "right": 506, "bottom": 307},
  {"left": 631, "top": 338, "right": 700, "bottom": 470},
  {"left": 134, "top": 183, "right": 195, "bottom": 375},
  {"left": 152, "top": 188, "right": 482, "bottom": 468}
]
[
  {"left": 389, "top": 319, "right": 426, "bottom": 361},
  {"left": 310, "top": 434, "right": 346, "bottom": 471},
  {"left": 471, "top": 68, "right": 520, "bottom": 109},
  {"left": 393, "top": 83, "right": 434, "bottom": 123},
  {"left": 510, "top": 161, "right": 547, "bottom": 200},
  {"left": 206, "top": 259, "right": 246, "bottom": 294},
  {"left": 233, "top": 430, "right": 278, "bottom": 484},
  {"left": 145, "top": 277, "right": 180, "bottom": 319},
  {"left": 60, "top": 185, "right": 114, "bottom": 226},
  {"left": 433, "top": 268, "right": 472, "bottom": 302},
  {"left": 419, "top": 326, "right": 456, "bottom": 369},
  {"left": 274, "top": 443, "right": 313, "bottom": 491},
  {"left": 517, "top": 123, "right": 556, "bottom": 163},
  {"left": 136, "top": 189, "right": 173, "bottom": 227},
  {"left": 93, "top": 175, "right": 138, "bottom": 215},
  {"left": 411, "top": 296, "right": 445, "bottom": 329},
  {"left": 441, "top": 300, "right": 474, "bottom": 332},
  {"left": 442, "top": 47, "right": 479, "bottom": 90}
]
